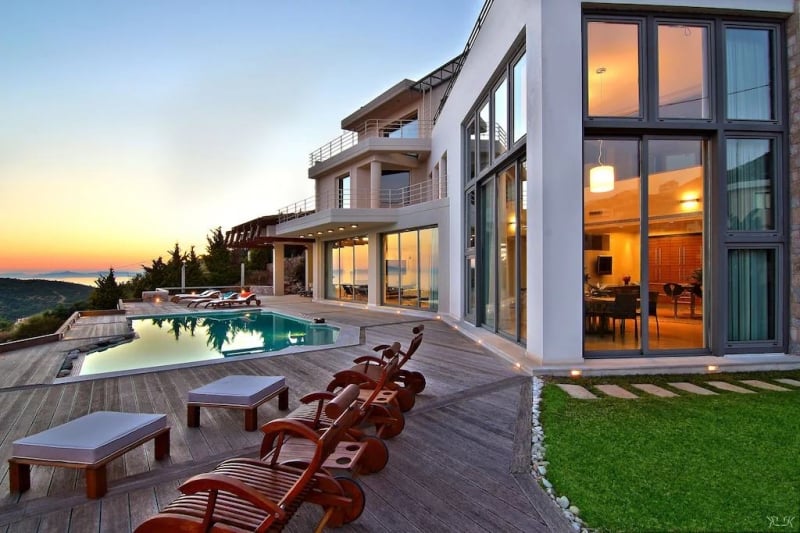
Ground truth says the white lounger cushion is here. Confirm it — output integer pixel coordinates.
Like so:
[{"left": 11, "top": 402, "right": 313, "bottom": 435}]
[
  {"left": 188, "top": 375, "right": 286, "bottom": 406},
  {"left": 12, "top": 411, "right": 167, "bottom": 464}
]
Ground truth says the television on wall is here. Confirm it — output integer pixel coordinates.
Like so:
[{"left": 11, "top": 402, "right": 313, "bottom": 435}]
[{"left": 596, "top": 255, "right": 613, "bottom": 275}]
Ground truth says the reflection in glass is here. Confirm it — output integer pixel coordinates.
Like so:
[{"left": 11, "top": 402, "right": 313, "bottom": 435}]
[
  {"left": 326, "top": 237, "right": 368, "bottom": 301},
  {"left": 587, "top": 22, "right": 640, "bottom": 117},
  {"left": 479, "top": 101, "right": 491, "bottom": 170},
  {"left": 384, "top": 233, "right": 400, "bottom": 305},
  {"left": 494, "top": 78, "right": 508, "bottom": 158},
  {"left": 726, "top": 139, "right": 774, "bottom": 231},
  {"left": 466, "top": 256, "right": 477, "bottom": 320},
  {"left": 728, "top": 249, "right": 775, "bottom": 341},
  {"left": 382, "top": 228, "right": 438, "bottom": 311},
  {"left": 498, "top": 165, "right": 517, "bottom": 337},
  {"left": 481, "top": 179, "right": 496, "bottom": 328},
  {"left": 726, "top": 28, "right": 773, "bottom": 120},
  {"left": 513, "top": 54, "right": 527, "bottom": 143},
  {"left": 658, "top": 24, "right": 709, "bottom": 118},
  {"left": 466, "top": 189, "right": 476, "bottom": 249}
]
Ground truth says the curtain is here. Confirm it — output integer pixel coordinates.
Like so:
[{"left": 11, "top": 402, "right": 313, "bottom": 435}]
[
  {"left": 728, "top": 249, "right": 774, "bottom": 341},
  {"left": 726, "top": 28, "right": 772, "bottom": 120}
]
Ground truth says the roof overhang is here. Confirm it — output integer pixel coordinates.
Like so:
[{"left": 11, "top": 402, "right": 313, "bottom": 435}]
[
  {"left": 341, "top": 80, "right": 417, "bottom": 130},
  {"left": 276, "top": 208, "right": 399, "bottom": 238}
]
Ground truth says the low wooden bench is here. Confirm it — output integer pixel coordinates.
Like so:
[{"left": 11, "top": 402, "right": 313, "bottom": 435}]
[
  {"left": 187, "top": 375, "right": 289, "bottom": 431},
  {"left": 9, "top": 411, "right": 170, "bottom": 499}
]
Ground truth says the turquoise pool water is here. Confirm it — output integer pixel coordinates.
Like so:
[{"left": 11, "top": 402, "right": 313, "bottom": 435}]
[{"left": 79, "top": 311, "right": 339, "bottom": 376}]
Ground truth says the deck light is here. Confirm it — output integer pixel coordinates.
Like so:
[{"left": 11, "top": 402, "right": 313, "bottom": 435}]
[
  {"left": 707, "top": 365, "right": 719, "bottom": 372},
  {"left": 350, "top": 224, "right": 358, "bottom": 228},
  {"left": 570, "top": 369, "right": 582, "bottom": 378},
  {"left": 327, "top": 229, "right": 333, "bottom": 233},
  {"left": 515, "top": 362, "right": 522, "bottom": 369},
  {"left": 338, "top": 227, "right": 345, "bottom": 231}
]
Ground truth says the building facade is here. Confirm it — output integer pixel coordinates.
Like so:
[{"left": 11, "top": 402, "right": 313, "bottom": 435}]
[{"left": 244, "top": 0, "right": 800, "bottom": 367}]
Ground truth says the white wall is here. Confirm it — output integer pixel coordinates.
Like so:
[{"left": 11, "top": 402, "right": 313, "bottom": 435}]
[{"left": 432, "top": 0, "right": 793, "bottom": 365}]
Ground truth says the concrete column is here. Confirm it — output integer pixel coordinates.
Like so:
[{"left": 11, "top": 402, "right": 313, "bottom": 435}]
[
  {"left": 305, "top": 245, "right": 313, "bottom": 293},
  {"left": 272, "top": 243, "right": 285, "bottom": 296},
  {"left": 370, "top": 161, "right": 382, "bottom": 208},
  {"left": 367, "top": 232, "right": 380, "bottom": 307}
]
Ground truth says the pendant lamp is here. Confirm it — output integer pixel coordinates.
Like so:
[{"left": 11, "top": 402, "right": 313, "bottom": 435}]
[{"left": 589, "top": 139, "right": 615, "bottom": 193}]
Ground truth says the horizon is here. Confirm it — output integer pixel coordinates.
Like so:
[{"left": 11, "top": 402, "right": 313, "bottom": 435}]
[{"left": 0, "top": 0, "right": 483, "bottom": 272}]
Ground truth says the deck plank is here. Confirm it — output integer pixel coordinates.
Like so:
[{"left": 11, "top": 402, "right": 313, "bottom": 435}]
[{"left": 0, "top": 303, "right": 569, "bottom": 532}]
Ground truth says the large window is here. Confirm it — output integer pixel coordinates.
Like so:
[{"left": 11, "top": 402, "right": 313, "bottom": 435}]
[
  {"left": 583, "top": 13, "right": 787, "bottom": 355},
  {"left": 382, "top": 228, "right": 438, "bottom": 311},
  {"left": 463, "top": 42, "right": 528, "bottom": 344},
  {"left": 326, "top": 236, "right": 368, "bottom": 301}
]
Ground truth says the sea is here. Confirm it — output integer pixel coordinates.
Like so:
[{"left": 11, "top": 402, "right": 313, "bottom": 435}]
[{"left": 2, "top": 273, "right": 138, "bottom": 288}]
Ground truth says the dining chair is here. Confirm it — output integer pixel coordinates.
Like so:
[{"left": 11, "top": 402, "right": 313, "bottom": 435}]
[{"left": 611, "top": 293, "right": 638, "bottom": 341}]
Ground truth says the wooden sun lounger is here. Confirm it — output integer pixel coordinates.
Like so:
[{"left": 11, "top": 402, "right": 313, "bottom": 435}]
[
  {"left": 290, "top": 349, "right": 406, "bottom": 440},
  {"left": 260, "top": 384, "right": 388, "bottom": 475},
  {"left": 135, "top": 390, "right": 367, "bottom": 533},
  {"left": 342, "top": 325, "right": 426, "bottom": 410}
]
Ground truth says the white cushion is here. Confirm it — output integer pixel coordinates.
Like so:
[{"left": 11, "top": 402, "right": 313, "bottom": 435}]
[
  {"left": 12, "top": 411, "right": 167, "bottom": 464},
  {"left": 188, "top": 375, "right": 286, "bottom": 406}
]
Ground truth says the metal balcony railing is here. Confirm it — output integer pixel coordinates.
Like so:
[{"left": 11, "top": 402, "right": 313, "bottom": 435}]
[
  {"left": 309, "top": 119, "right": 433, "bottom": 167},
  {"left": 277, "top": 175, "right": 448, "bottom": 224}
]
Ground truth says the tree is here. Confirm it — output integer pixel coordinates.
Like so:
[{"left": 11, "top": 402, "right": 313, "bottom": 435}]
[
  {"left": 185, "top": 246, "right": 205, "bottom": 286},
  {"left": 90, "top": 268, "right": 123, "bottom": 309},
  {"left": 203, "top": 227, "right": 238, "bottom": 285}
]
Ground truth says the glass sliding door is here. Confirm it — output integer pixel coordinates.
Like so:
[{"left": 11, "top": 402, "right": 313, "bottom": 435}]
[
  {"left": 498, "top": 165, "right": 517, "bottom": 337},
  {"left": 647, "top": 139, "right": 705, "bottom": 350},
  {"left": 381, "top": 228, "right": 438, "bottom": 311},
  {"left": 326, "top": 236, "right": 368, "bottom": 301},
  {"left": 583, "top": 137, "right": 707, "bottom": 354},
  {"left": 583, "top": 139, "right": 641, "bottom": 352}
]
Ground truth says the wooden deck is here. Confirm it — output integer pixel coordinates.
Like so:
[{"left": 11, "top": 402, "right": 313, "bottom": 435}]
[{"left": 0, "top": 300, "right": 571, "bottom": 532}]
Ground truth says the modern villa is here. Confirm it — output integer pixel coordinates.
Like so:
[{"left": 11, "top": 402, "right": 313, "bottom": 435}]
[{"left": 227, "top": 0, "right": 800, "bottom": 369}]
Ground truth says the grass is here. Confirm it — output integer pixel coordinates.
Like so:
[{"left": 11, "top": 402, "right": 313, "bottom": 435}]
[{"left": 540, "top": 371, "right": 800, "bottom": 533}]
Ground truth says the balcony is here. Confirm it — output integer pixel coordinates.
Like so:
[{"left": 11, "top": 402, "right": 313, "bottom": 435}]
[
  {"left": 275, "top": 176, "right": 448, "bottom": 238},
  {"left": 309, "top": 118, "right": 433, "bottom": 167}
]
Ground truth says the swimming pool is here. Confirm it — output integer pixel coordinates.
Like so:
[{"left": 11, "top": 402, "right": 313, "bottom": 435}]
[{"left": 79, "top": 311, "right": 341, "bottom": 376}]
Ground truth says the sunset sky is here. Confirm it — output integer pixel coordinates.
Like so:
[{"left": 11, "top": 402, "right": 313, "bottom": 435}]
[{"left": 0, "top": 0, "right": 482, "bottom": 273}]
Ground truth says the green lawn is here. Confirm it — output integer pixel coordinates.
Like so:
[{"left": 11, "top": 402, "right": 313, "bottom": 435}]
[{"left": 540, "top": 373, "right": 800, "bottom": 533}]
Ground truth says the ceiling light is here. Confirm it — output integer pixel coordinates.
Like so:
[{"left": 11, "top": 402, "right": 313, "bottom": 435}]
[{"left": 589, "top": 139, "right": 614, "bottom": 193}]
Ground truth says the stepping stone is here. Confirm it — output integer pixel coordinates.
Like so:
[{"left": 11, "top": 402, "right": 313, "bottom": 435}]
[
  {"left": 706, "top": 381, "right": 755, "bottom": 394},
  {"left": 595, "top": 384, "right": 638, "bottom": 399},
  {"left": 739, "top": 379, "right": 790, "bottom": 392},
  {"left": 775, "top": 378, "right": 800, "bottom": 388},
  {"left": 631, "top": 384, "right": 678, "bottom": 398},
  {"left": 556, "top": 384, "right": 598, "bottom": 399},
  {"left": 668, "top": 382, "right": 718, "bottom": 395}
]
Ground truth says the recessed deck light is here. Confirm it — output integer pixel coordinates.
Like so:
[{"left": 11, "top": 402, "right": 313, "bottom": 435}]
[
  {"left": 707, "top": 365, "right": 719, "bottom": 372},
  {"left": 350, "top": 224, "right": 358, "bottom": 228},
  {"left": 570, "top": 369, "right": 582, "bottom": 378},
  {"left": 338, "top": 227, "right": 345, "bottom": 231}
]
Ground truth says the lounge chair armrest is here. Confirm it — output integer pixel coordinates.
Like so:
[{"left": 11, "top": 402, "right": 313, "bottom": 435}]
[
  {"left": 298, "top": 391, "right": 337, "bottom": 404},
  {"left": 326, "top": 370, "right": 378, "bottom": 392},
  {"left": 179, "top": 473, "right": 286, "bottom": 520},
  {"left": 352, "top": 355, "right": 385, "bottom": 366},
  {"left": 371, "top": 344, "right": 391, "bottom": 352}
]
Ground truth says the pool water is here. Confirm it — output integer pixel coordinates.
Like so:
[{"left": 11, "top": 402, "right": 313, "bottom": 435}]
[{"left": 79, "top": 311, "right": 339, "bottom": 376}]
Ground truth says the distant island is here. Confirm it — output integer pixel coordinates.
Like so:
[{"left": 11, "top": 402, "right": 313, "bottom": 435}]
[
  {"left": 3, "top": 270, "right": 140, "bottom": 279},
  {"left": 0, "top": 278, "right": 93, "bottom": 322}
]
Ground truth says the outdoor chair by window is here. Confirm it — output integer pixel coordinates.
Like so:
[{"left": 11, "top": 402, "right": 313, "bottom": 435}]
[{"left": 611, "top": 293, "right": 638, "bottom": 341}]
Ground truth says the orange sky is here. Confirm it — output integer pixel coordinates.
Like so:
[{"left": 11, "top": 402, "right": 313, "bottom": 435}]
[{"left": 0, "top": 1, "right": 481, "bottom": 273}]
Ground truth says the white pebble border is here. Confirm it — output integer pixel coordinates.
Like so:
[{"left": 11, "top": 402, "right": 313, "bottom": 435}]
[{"left": 532, "top": 376, "right": 592, "bottom": 533}]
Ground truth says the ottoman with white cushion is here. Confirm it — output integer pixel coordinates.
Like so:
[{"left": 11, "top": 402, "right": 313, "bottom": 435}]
[
  {"left": 9, "top": 411, "right": 169, "bottom": 499},
  {"left": 187, "top": 375, "right": 289, "bottom": 431}
]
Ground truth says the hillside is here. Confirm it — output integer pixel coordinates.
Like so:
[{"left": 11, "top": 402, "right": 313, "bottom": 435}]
[{"left": 0, "top": 278, "right": 93, "bottom": 321}]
